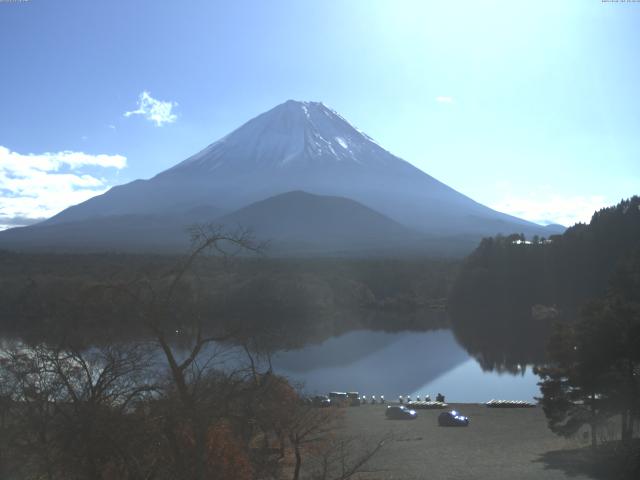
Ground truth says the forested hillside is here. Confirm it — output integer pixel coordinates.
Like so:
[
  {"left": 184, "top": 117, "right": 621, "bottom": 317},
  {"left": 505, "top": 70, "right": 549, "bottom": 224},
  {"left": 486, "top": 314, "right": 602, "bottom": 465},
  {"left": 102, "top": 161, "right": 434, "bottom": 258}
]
[
  {"left": 451, "top": 196, "right": 640, "bottom": 314},
  {"left": 0, "top": 252, "right": 456, "bottom": 346},
  {"left": 448, "top": 196, "right": 640, "bottom": 370}
]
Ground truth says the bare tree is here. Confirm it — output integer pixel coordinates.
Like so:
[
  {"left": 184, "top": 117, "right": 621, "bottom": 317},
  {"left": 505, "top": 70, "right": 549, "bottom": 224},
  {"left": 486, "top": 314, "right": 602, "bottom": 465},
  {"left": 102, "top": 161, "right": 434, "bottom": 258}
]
[
  {"left": 0, "top": 225, "right": 389, "bottom": 480},
  {"left": 286, "top": 404, "right": 337, "bottom": 480},
  {"left": 278, "top": 400, "right": 389, "bottom": 480},
  {"left": 306, "top": 434, "right": 389, "bottom": 480},
  {"left": 91, "top": 224, "right": 267, "bottom": 479},
  {"left": 0, "top": 341, "right": 158, "bottom": 479}
]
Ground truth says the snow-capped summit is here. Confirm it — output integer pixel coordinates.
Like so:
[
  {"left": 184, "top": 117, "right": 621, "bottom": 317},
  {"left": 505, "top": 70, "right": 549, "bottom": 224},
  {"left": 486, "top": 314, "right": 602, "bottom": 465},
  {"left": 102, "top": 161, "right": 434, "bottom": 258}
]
[
  {"left": 164, "top": 100, "right": 406, "bottom": 174},
  {"left": 19, "top": 99, "right": 552, "bottom": 249}
]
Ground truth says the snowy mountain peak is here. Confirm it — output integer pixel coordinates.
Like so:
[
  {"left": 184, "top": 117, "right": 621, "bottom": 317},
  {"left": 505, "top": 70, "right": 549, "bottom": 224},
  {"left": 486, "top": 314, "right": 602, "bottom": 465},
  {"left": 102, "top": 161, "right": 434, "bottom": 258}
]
[
  {"left": 13, "top": 100, "right": 552, "bottom": 245},
  {"left": 165, "top": 100, "right": 401, "bottom": 175}
]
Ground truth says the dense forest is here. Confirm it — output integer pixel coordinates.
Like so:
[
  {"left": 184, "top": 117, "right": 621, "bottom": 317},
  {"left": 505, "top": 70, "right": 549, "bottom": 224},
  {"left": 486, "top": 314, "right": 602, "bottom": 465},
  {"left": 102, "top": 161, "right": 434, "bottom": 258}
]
[
  {"left": 0, "top": 245, "right": 457, "bottom": 348},
  {"left": 449, "top": 196, "right": 640, "bottom": 370}
]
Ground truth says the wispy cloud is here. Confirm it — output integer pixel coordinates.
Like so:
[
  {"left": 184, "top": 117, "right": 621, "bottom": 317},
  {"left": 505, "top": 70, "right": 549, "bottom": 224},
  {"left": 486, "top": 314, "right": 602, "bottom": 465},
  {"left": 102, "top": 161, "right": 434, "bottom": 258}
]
[
  {"left": 435, "top": 95, "right": 454, "bottom": 103},
  {"left": 489, "top": 187, "right": 609, "bottom": 227},
  {"left": 124, "top": 91, "right": 178, "bottom": 126},
  {"left": 0, "top": 146, "right": 127, "bottom": 228}
]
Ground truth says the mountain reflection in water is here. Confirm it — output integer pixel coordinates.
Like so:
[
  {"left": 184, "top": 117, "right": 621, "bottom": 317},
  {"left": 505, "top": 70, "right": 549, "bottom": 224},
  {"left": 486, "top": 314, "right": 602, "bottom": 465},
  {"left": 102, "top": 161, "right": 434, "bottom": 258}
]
[{"left": 272, "top": 329, "right": 540, "bottom": 403}]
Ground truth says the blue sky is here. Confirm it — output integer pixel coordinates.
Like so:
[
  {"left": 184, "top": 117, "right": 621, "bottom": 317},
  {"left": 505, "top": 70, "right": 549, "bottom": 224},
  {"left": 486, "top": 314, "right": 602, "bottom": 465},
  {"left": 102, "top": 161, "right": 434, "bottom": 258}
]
[{"left": 1, "top": 0, "right": 638, "bottom": 227}]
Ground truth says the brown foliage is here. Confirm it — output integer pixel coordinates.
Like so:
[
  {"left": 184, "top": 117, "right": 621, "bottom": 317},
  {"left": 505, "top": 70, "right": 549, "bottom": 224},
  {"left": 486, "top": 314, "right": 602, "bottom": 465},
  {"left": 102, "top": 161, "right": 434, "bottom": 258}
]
[{"left": 206, "top": 421, "right": 252, "bottom": 480}]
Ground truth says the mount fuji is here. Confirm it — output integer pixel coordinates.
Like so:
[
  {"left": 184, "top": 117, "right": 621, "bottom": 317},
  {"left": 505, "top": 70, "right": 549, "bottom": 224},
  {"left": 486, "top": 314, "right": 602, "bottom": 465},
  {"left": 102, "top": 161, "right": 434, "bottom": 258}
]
[{"left": 0, "top": 100, "right": 560, "bottom": 255}]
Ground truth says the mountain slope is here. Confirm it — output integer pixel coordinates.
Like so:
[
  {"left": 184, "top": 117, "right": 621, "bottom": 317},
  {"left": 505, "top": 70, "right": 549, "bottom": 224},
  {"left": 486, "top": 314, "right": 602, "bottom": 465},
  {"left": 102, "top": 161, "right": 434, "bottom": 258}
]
[
  {"left": 0, "top": 100, "right": 556, "bottom": 254},
  {"left": 0, "top": 192, "right": 427, "bottom": 255},
  {"left": 216, "top": 191, "right": 422, "bottom": 253},
  {"left": 41, "top": 100, "right": 545, "bottom": 235},
  {"left": 0, "top": 206, "right": 222, "bottom": 252}
]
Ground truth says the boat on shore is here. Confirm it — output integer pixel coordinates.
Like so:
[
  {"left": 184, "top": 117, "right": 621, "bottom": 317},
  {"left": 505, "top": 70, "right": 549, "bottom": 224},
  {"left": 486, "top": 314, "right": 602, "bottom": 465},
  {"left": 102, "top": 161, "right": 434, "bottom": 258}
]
[
  {"left": 485, "top": 399, "right": 535, "bottom": 408},
  {"left": 405, "top": 401, "right": 448, "bottom": 409}
]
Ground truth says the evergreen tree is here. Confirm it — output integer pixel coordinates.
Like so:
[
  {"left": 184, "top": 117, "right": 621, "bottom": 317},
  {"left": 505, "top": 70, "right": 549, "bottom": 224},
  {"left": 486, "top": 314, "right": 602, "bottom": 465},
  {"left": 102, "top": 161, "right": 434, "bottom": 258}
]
[{"left": 536, "top": 248, "right": 640, "bottom": 447}]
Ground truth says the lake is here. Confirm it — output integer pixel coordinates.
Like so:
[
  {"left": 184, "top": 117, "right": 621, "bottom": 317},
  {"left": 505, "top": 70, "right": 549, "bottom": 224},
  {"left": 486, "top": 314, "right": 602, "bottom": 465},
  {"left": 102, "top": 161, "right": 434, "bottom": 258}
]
[
  {"left": 1, "top": 327, "right": 540, "bottom": 404},
  {"left": 272, "top": 329, "right": 540, "bottom": 403}
]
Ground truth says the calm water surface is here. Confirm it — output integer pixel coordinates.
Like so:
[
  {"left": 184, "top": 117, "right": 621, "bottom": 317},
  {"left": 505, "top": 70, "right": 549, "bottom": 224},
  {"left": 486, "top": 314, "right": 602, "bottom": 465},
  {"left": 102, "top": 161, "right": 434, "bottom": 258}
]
[
  {"left": 2, "top": 329, "right": 539, "bottom": 404},
  {"left": 272, "top": 329, "right": 540, "bottom": 403}
]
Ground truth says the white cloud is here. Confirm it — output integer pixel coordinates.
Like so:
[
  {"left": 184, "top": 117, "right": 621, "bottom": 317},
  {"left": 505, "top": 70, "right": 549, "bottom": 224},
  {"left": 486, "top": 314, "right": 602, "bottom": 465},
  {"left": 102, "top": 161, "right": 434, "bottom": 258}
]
[
  {"left": 0, "top": 146, "right": 127, "bottom": 228},
  {"left": 124, "top": 91, "right": 178, "bottom": 126},
  {"left": 489, "top": 189, "right": 609, "bottom": 227},
  {"left": 435, "top": 96, "right": 454, "bottom": 103}
]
